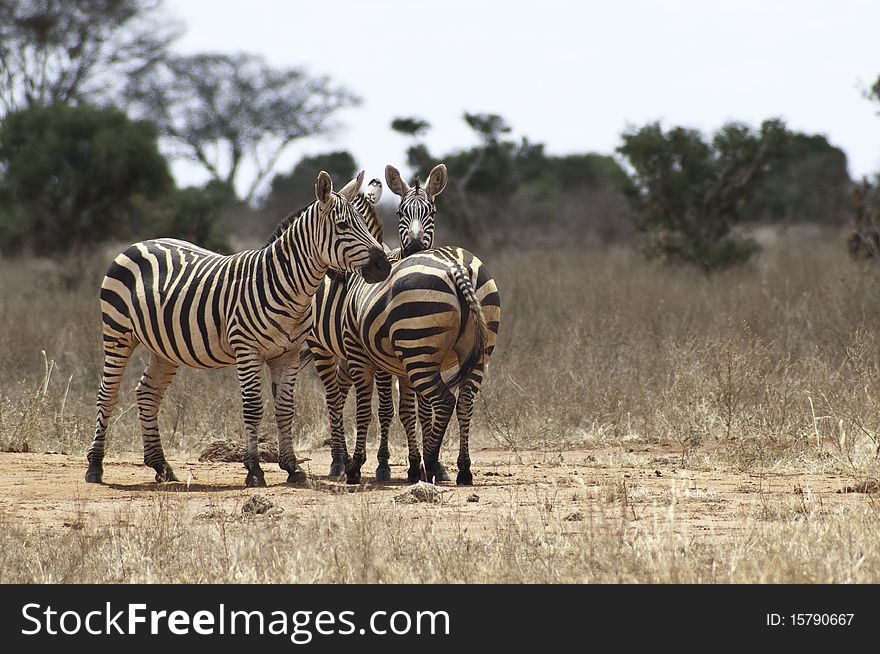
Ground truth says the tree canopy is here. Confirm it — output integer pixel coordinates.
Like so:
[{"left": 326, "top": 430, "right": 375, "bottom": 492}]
[
  {"left": 0, "top": 103, "right": 173, "bottom": 254},
  {"left": 743, "top": 132, "right": 850, "bottom": 225},
  {"left": 391, "top": 112, "right": 631, "bottom": 248},
  {"left": 125, "top": 52, "right": 360, "bottom": 202},
  {"left": 0, "top": 0, "right": 179, "bottom": 114},
  {"left": 617, "top": 119, "right": 791, "bottom": 269}
]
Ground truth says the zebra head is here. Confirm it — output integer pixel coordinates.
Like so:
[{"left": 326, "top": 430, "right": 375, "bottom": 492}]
[
  {"left": 316, "top": 170, "right": 390, "bottom": 283},
  {"left": 385, "top": 163, "right": 448, "bottom": 257},
  {"left": 364, "top": 178, "right": 383, "bottom": 205}
]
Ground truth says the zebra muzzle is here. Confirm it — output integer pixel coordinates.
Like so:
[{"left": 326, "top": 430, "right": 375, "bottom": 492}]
[
  {"left": 360, "top": 248, "right": 391, "bottom": 283},
  {"left": 403, "top": 239, "right": 427, "bottom": 257}
]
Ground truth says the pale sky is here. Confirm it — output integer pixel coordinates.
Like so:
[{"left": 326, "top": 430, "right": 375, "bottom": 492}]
[{"left": 164, "top": 0, "right": 880, "bottom": 199}]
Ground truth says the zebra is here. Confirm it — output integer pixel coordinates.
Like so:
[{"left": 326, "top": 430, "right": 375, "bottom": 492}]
[
  {"left": 277, "top": 175, "right": 386, "bottom": 473},
  {"left": 85, "top": 170, "right": 390, "bottom": 487},
  {"left": 331, "top": 166, "right": 501, "bottom": 485},
  {"left": 340, "top": 244, "right": 501, "bottom": 485},
  {"left": 305, "top": 164, "right": 450, "bottom": 480}
]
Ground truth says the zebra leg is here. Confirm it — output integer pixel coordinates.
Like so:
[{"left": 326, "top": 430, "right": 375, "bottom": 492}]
[
  {"left": 86, "top": 336, "right": 136, "bottom": 483},
  {"left": 328, "top": 362, "right": 355, "bottom": 476},
  {"left": 418, "top": 380, "right": 457, "bottom": 484},
  {"left": 455, "top": 383, "right": 476, "bottom": 486},
  {"left": 398, "top": 380, "right": 423, "bottom": 483},
  {"left": 375, "top": 370, "right": 394, "bottom": 481},
  {"left": 136, "top": 355, "right": 180, "bottom": 482},
  {"left": 236, "top": 350, "right": 267, "bottom": 488},
  {"left": 417, "top": 394, "right": 432, "bottom": 449},
  {"left": 345, "top": 364, "right": 374, "bottom": 485},
  {"left": 417, "top": 393, "right": 451, "bottom": 482},
  {"left": 336, "top": 360, "right": 353, "bottom": 466},
  {"left": 310, "top": 341, "right": 347, "bottom": 476},
  {"left": 267, "top": 352, "right": 307, "bottom": 485}
]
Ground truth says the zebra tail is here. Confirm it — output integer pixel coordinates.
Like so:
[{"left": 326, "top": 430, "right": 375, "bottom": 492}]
[{"left": 445, "top": 260, "right": 488, "bottom": 390}]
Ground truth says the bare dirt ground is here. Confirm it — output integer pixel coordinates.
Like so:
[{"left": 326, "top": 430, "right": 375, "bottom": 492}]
[{"left": 1, "top": 444, "right": 872, "bottom": 539}]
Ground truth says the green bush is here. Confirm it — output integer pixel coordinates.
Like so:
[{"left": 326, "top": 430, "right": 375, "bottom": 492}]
[
  {"left": 140, "top": 182, "right": 234, "bottom": 253},
  {"left": 0, "top": 103, "right": 172, "bottom": 254},
  {"left": 618, "top": 120, "right": 789, "bottom": 270}
]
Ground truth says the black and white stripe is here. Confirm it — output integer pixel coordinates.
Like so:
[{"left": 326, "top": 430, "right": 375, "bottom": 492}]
[{"left": 86, "top": 171, "right": 390, "bottom": 487}]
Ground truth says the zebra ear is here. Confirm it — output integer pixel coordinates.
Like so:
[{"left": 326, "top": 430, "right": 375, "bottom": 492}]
[
  {"left": 425, "top": 164, "right": 448, "bottom": 198},
  {"left": 339, "top": 170, "right": 365, "bottom": 202},
  {"left": 385, "top": 165, "right": 410, "bottom": 197},
  {"left": 316, "top": 171, "right": 333, "bottom": 207}
]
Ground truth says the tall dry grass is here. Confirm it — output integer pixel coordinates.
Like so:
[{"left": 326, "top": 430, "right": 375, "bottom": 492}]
[
  {"left": 2, "top": 228, "right": 880, "bottom": 478},
  {"left": 4, "top": 227, "right": 880, "bottom": 583}
]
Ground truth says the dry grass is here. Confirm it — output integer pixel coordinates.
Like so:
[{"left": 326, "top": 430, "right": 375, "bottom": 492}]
[
  {"left": 2, "top": 477, "right": 879, "bottom": 583},
  {"left": 3, "top": 226, "right": 880, "bottom": 582}
]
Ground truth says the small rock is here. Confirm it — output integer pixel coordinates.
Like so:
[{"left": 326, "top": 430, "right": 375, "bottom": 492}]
[
  {"left": 393, "top": 482, "right": 443, "bottom": 504},
  {"left": 466, "top": 493, "right": 480, "bottom": 503},
  {"left": 241, "top": 494, "right": 273, "bottom": 515},
  {"left": 564, "top": 510, "right": 584, "bottom": 522}
]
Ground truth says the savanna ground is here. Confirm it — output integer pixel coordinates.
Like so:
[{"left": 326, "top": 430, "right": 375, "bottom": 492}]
[{"left": 3, "top": 227, "right": 880, "bottom": 583}]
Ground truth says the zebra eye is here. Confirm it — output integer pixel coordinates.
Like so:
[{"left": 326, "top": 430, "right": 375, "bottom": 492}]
[{"left": 336, "top": 219, "right": 350, "bottom": 231}]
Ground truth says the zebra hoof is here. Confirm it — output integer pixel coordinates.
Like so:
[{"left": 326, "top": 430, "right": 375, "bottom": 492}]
[
  {"left": 407, "top": 459, "right": 422, "bottom": 483},
  {"left": 154, "top": 464, "right": 179, "bottom": 483},
  {"left": 456, "top": 469, "right": 474, "bottom": 486},
  {"left": 286, "top": 468, "right": 308, "bottom": 485},
  {"left": 329, "top": 457, "right": 346, "bottom": 478},
  {"left": 422, "top": 461, "right": 449, "bottom": 484},
  {"left": 436, "top": 464, "right": 452, "bottom": 483},
  {"left": 85, "top": 467, "right": 103, "bottom": 484},
  {"left": 375, "top": 466, "right": 391, "bottom": 482},
  {"left": 345, "top": 470, "right": 361, "bottom": 485},
  {"left": 245, "top": 471, "right": 267, "bottom": 488}
]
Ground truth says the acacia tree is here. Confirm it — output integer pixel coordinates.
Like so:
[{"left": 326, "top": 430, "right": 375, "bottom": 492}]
[
  {"left": 126, "top": 53, "right": 360, "bottom": 202},
  {"left": 617, "top": 119, "right": 788, "bottom": 270},
  {"left": 0, "top": 0, "right": 179, "bottom": 114},
  {"left": 391, "top": 113, "right": 515, "bottom": 244}
]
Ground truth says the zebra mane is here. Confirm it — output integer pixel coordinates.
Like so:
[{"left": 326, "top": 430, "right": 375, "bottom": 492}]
[
  {"left": 264, "top": 197, "right": 360, "bottom": 281},
  {"left": 265, "top": 203, "right": 313, "bottom": 247},
  {"left": 414, "top": 178, "right": 421, "bottom": 191}
]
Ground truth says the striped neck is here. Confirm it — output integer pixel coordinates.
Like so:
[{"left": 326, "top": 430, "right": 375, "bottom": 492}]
[
  {"left": 267, "top": 203, "right": 330, "bottom": 303},
  {"left": 349, "top": 193, "right": 383, "bottom": 244}
]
